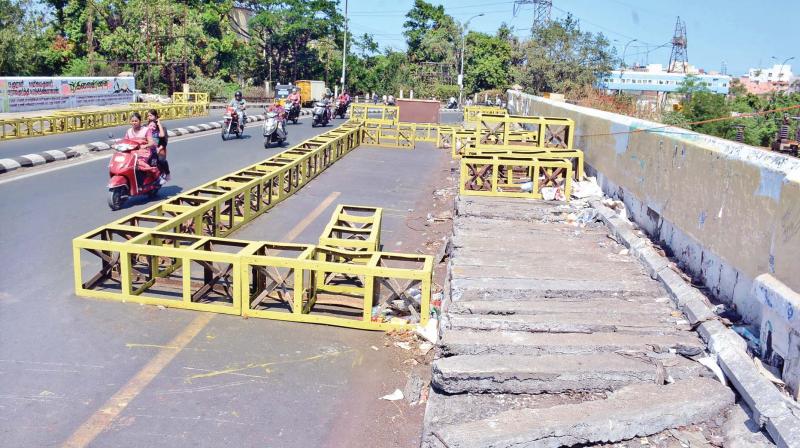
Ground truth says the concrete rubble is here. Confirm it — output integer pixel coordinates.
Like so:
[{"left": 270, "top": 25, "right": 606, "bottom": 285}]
[{"left": 421, "top": 196, "right": 775, "bottom": 447}]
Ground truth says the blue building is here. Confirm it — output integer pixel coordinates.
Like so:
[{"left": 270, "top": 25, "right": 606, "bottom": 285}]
[{"left": 597, "top": 64, "right": 731, "bottom": 95}]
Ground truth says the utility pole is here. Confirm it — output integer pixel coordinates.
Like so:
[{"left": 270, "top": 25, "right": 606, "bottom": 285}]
[
  {"left": 341, "top": 0, "right": 348, "bottom": 92},
  {"left": 459, "top": 13, "right": 484, "bottom": 106},
  {"left": 513, "top": 0, "right": 551, "bottom": 35},
  {"left": 667, "top": 16, "right": 688, "bottom": 73},
  {"left": 86, "top": 0, "right": 94, "bottom": 75}
]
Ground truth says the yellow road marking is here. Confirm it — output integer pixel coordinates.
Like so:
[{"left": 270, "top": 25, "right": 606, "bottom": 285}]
[
  {"left": 62, "top": 190, "right": 341, "bottom": 447},
  {"left": 62, "top": 313, "right": 213, "bottom": 448}
]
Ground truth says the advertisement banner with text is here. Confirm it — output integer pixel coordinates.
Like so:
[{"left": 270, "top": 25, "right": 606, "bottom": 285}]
[{"left": 0, "top": 77, "right": 136, "bottom": 113}]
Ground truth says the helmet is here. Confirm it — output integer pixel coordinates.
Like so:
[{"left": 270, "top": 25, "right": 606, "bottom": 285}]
[
  {"left": 234, "top": 91, "right": 242, "bottom": 100},
  {"left": 292, "top": 87, "right": 299, "bottom": 93}
]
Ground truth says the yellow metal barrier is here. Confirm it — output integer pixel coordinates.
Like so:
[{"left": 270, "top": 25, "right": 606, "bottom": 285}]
[
  {"left": 319, "top": 205, "right": 382, "bottom": 252},
  {"left": 243, "top": 245, "right": 431, "bottom": 331},
  {"left": 465, "top": 146, "right": 585, "bottom": 181},
  {"left": 172, "top": 92, "right": 210, "bottom": 103},
  {"left": 73, "top": 122, "right": 432, "bottom": 331},
  {"left": 459, "top": 153, "right": 574, "bottom": 200},
  {"left": 464, "top": 105, "right": 507, "bottom": 125},
  {"left": 350, "top": 104, "right": 399, "bottom": 125},
  {"left": 1, "top": 101, "right": 209, "bottom": 140},
  {"left": 475, "top": 113, "right": 575, "bottom": 149},
  {"left": 361, "top": 123, "right": 416, "bottom": 149}
]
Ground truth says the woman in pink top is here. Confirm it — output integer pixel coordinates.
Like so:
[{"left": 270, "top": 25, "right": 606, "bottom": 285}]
[{"left": 124, "top": 112, "right": 155, "bottom": 148}]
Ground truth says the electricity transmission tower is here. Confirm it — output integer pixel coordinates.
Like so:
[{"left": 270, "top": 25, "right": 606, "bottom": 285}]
[
  {"left": 513, "top": 0, "right": 552, "bottom": 34},
  {"left": 667, "top": 16, "right": 688, "bottom": 73}
]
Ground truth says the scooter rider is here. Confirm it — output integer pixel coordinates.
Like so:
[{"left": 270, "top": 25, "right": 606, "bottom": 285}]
[
  {"left": 124, "top": 112, "right": 159, "bottom": 185},
  {"left": 337, "top": 90, "right": 350, "bottom": 105},
  {"left": 230, "top": 91, "right": 247, "bottom": 131},
  {"left": 287, "top": 87, "right": 301, "bottom": 108},
  {"left": 267, "top": 101, "right": 287, "bottom": 134}
]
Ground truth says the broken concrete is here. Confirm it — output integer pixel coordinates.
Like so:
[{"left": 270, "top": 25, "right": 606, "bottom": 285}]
[
  {"left": 446, "top": 312, "right": 689, "bottom": 334},
  {"left": 432, "top": 353, "right": 705, "bottom": 394},
  {"left": 439, "top": 330, "right": 704, "bottom": 357},
  {"left": 428, "top": 378, "right": 734, "bottom": 448}
]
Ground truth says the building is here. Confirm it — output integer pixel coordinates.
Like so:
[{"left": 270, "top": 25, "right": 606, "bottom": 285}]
[
  {"left": 737, "top": 65, "right": 796, "bottom": 95},
  {"left": 747, "top": 64, "right": 794, "bottom": 84},
  {"left": 597, "top": 64, "right": 731, "bottom": 95}
]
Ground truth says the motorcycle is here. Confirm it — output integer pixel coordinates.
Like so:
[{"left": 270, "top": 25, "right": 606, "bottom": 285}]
[
  {"left": 262, "top": 111, "right": 287, "bottom": 148},
  {"left": 447, "top": 97, "right": 458, "bottom": 109},
  {"left": 311, "top": 101, "right": 330, "bottom": 127},
  {"left": 221, "top": 106, "right": 243, "bottom": 140},
  {"left": 334, "top": 100, "right": 349, "bottom": 119},
  {"left": 285, "top": 102, "right": 301, "bottom": 124},
  {"left": 107, "top": 139, "right": 162, "bottom": 210}
]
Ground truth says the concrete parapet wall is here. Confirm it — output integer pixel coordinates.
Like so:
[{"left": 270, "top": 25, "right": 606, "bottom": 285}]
[{"left": 507, "top": 91, "right": 800, "bottom": 328}]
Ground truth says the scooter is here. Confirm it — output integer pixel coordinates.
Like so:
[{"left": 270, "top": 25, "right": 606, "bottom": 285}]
[
  {"left": 285, "top": 102, "right": 301, "bottom": 124},
  {"left": 263, "top": 111, "right": 287, "bottom": 148},
  {"left": 222, "top": 106, "right": 243, "bottom": 140},
  {"left": 107, "top": 139, "right": 162, "bottom": 210},
  {"left": 311, "top": 101, "right": 330, "bottom": 127},
  {"left": 334, "top": 100, "right": 349, "bottom": 119}
]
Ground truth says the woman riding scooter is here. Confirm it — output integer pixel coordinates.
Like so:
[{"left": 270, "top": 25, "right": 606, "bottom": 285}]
[
  {"left": 124, "top": 112, "right": 160, "bottom": 185},
  {"left": 147, "top": 109, "right": 170, "bottom": 183}
]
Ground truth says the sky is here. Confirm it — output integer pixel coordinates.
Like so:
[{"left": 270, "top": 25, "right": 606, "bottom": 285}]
[{"left": 343, "top": 0, "right": 799, "bottom": 76}]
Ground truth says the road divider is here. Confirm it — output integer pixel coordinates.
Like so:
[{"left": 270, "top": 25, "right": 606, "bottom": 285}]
[{"left": 0, "top": 111, "right": 311, "bottom": 175}]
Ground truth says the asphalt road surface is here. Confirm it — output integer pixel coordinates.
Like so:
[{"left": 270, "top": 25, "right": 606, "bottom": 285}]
[{"left": 0, "top": 111, "right": 460, "bottom": 447}]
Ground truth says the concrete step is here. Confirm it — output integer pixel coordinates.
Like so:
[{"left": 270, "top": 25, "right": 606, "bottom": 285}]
[
  {"left": 439, "top": 330, "right": 705, "bottom": 357},
  {"left": 451, "top": 277, "right": 664, "bottom": 299},
  {"left": 421, "top": 388, "right": 604, "bottom": 448},
  {"left": 431, "top": 353, "right": 708, "bottom": 394},
  {"left": 426, "top": 377, "right": 734, "bottom": 448},
  {"left": 456, "top": 197, "right": 573, "bottom": 222},
  {"left": 447, "top": 298, "right": 674, "bottom": 315},
  {"left": 452, "top": 290, "right": 671, "bottom": 305},
  {"left": 450, "top": 262, "right": 647, "bottom": 282},
  {"left": 446, "top": 312, "right": 688, "bottom": 334}
]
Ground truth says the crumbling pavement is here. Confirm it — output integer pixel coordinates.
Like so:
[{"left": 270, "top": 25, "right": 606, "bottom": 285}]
[{"left": 421, "top": 196, "right": 775, "bottom": 448}]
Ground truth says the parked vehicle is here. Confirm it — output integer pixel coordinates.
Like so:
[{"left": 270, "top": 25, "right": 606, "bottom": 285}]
[
  {"left": 107, "top": 139, "right": 162, "bottom": 210},
  {"left": 311, "top": 101, "right": 331, "bottom": 127},
  {"left": 262, "top": 111, "right": 287, "bottom": 148},
  {"left": 221, "top": 106, "right": 243, "bottom": 140},
  {"left": 447, "top": 96, "right": 458, "bottom": 109},
  {"left": 295, "top": 80, "right": 327, "bottom": 106}
]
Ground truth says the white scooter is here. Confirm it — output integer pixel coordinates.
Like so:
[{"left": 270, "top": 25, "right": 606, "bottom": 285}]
[{"left": 262, "top": 111, "right": 287, "bottom": 148}]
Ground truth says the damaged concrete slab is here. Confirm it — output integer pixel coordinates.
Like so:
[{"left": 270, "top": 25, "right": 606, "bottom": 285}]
[{"left": 422, "top": 196, "right": 766, "bottom": 447}]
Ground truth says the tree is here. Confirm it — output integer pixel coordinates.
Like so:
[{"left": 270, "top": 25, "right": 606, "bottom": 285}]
[
  {"left": 464, "top": 30, "right": 512, "bottom": 92},
  {"left": 403, "top": 0, "right": 455, "bottom": 63},
  {"left": 515, "top": 15, "right": 616, "bottom": 94}
]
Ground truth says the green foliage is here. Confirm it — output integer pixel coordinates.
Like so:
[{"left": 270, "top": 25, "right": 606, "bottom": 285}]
[
  {"left": 188, "top": 76, "right": 237, "bottom": 100},
  {"left": 515, "top": 14, "right": 616, "bottom": 94},
  {"left": 667, "top": 76, "right": 800, "bottom": 147},
  {"left": 403, "top": 0, "right": 454, "bottom": 63},
  {"left": 465, "top": 31, "right": 511, "bottom": 93}
]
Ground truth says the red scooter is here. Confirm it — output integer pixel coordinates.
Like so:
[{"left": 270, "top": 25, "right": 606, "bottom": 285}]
[{"left": 107, "top": 139, "right": 162, "bottom": 210}]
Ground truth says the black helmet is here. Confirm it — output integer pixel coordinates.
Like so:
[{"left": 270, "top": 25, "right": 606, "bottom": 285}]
[{"left": 235, "top": 91, "right": 242, "bottom": 100}]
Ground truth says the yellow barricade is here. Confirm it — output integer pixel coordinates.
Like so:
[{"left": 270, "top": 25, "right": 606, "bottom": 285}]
[
  {"left": 319, "top": 205, "right": 382, "bottom": 252},
  {"left": 464, "top": 105, "right": 507, "bottom": 125},
  {"left": 361, "top": 123, "right": 415, "bottom": 149},
  {"left": 350, "top": 104, "right": 398, "bottom": 126},
  {"left": 1, "top": 101, "right": 209, "bottom": 140},
  {"left": 460, "top": 153, "right": 574, "bottom": 200},
  {"left": 475, "top": 113, "right": 575, "bottom": 149},
  {"left": 72, "top": 122, "right": 432, "bottom": 331},
  {"left": 172, "top": 92, "right": 210, "bottom": 103},
  {"left": 465, "top": 146, "right": 585, "bottom": 180}
]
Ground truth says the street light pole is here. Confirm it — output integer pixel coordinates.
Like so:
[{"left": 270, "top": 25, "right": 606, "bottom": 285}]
[
  {"left": 341, "top": 0, "right": 348, "bottom": 92},
  {"left": 459, "top": 13, "right": 484, "bottom": 107},
  {"left": 771, "top": 55, "right": 795, "bottom": 93}
]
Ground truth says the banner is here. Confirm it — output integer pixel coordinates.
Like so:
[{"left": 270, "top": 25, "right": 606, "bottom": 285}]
[{"left": 0, "top": 76, "right": 136, "bottom": 113}]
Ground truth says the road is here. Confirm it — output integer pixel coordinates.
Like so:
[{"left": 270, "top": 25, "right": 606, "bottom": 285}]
[
  {"left": 0, "top": 112, "right": 459, "bottom": 447},
  {"left": 0, "top": 115, "right": 220, "bottom": 159}
]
